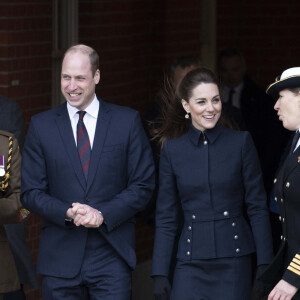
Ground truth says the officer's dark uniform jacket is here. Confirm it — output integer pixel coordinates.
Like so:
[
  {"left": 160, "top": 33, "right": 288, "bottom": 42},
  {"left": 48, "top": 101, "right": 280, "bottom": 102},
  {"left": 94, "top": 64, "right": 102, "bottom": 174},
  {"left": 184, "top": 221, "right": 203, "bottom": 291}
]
[
  {"left": 270, "top": 143, "right": 300, "bottom": 294},
  {"left": 0, "top": 130, "right": 22, "bottom": 294},
  {"left": 152, "top": 123, "right": 273, "bottom": 277}
]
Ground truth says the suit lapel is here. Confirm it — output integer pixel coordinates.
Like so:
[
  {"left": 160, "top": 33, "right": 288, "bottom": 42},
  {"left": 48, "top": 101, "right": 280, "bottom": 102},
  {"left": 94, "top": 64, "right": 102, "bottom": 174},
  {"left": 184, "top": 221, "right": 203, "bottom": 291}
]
[
  {"left": 55, "top": 103, "right": 86, "bottom": 190},
  {"left": 283, "top": 146, "right": 300, "bottom": 182},
  {"left": 86, "top": 100, "right": 111, "bottom": 192}
]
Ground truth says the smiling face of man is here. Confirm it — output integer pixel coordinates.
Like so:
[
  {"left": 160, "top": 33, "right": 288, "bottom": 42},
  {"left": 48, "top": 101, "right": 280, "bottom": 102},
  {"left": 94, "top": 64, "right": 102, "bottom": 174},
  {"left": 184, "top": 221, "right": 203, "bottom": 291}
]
[{"left": 61, "top": 51, "right": 100, "bottom": 111}]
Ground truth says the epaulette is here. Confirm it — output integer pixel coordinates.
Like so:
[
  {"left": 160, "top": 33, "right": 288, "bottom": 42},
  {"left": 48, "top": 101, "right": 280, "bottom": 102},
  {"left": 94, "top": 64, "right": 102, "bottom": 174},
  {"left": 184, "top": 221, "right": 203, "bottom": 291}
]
[
  {"left": 0, "top": 135, "right": 13, "bottom": 192},
  {"left": 0, "top": 129, "right": 14, "bottom": 138}
]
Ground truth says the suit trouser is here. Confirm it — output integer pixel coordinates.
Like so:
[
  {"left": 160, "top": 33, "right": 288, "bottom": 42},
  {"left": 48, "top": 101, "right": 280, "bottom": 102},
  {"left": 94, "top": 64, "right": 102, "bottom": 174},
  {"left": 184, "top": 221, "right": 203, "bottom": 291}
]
[
  {"left": 42, "top": 229, "right": 131, "bottom": 300},
  {"left": 3, "top": 288, "right": 26, "bottom": 300}
]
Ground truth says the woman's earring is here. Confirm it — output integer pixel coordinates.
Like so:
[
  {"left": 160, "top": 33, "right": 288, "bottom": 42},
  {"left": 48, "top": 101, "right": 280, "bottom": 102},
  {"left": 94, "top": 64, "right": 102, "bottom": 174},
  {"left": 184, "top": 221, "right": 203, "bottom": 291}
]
[{"left": 185, "top": 112, "right": 190, "bottom": 119}]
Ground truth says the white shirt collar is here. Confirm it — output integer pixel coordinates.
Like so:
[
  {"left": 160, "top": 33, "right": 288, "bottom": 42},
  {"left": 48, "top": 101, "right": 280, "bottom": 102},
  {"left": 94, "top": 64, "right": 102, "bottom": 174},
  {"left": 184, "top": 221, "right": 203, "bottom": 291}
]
[
  {"left": 67, "top": 95, "right": 99, "bottom": 119},
  {"left": 222, "top": 81, "right": 244, "bottom": 93}
]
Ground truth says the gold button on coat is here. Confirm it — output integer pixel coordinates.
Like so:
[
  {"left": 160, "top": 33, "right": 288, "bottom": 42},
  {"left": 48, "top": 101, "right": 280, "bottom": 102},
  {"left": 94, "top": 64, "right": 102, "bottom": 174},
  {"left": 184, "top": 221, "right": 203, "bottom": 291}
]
[{"left": 286, "top": 182, "right": 290, "bottom": 188}]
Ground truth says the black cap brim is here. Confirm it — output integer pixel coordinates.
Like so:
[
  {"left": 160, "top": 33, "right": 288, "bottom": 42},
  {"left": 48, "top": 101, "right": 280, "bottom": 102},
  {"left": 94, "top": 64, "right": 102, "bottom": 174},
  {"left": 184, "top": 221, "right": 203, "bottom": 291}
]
[{"left": 266, "top": 76, "right": 300, "bottom": 97}]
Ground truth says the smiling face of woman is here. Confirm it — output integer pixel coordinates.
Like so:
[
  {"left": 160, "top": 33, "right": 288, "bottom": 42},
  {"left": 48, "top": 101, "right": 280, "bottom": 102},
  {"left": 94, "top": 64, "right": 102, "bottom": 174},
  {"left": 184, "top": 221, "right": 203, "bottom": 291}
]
[{"left": 181, "top": 83, "right": 222, "bottom": 132}]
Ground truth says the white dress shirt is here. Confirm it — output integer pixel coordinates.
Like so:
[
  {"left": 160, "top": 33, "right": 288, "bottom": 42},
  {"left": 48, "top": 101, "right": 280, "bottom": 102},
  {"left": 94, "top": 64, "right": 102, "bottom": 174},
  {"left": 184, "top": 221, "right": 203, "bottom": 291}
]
[
  {"left": 294, "top": 129, "right": 300, "bottom": 152},
  {"left": 67, "top": 96, "right": 99, "bottom": 149}
]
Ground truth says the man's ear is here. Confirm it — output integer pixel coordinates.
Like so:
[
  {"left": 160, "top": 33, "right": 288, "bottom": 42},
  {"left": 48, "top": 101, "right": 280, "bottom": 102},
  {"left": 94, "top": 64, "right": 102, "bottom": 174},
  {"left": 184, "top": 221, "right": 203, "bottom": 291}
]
[{"left": 94, "top": 69, "right": 100, "bottom": 84}]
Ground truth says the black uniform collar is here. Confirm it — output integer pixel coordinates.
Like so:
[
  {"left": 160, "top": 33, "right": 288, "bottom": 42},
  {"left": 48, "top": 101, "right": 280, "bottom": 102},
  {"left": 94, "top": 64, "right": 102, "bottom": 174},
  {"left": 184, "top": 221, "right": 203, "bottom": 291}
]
[{"left": 188, "top": 122, "right": 223, "bottom": 146}]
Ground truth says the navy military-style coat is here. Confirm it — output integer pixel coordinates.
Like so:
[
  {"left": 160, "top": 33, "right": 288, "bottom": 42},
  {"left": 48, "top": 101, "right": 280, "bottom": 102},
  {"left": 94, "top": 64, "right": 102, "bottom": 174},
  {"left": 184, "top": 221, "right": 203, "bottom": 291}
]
[
  {"left": 264, "top": 143, "right": 300, "bottom": 294},
  {"left": 152, "top": 123, "right": 273, "bottom": 278}
]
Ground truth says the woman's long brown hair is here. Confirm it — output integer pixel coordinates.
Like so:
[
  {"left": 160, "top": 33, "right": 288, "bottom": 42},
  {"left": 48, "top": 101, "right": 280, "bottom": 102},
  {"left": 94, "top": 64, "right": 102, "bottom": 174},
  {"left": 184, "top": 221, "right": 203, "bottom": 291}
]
[{"left": 151, "top": 67, "right": 236, "bottom": 148}]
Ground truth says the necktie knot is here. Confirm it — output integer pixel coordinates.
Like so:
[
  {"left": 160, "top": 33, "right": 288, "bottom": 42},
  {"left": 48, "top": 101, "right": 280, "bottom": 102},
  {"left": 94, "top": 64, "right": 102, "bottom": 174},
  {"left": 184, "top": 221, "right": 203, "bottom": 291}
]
[
  {"left": 78, "top": 111, "right": 86, "bottom": 121},
  {"left": 227, "top": 88, "right": 235, "bottom": 105}
]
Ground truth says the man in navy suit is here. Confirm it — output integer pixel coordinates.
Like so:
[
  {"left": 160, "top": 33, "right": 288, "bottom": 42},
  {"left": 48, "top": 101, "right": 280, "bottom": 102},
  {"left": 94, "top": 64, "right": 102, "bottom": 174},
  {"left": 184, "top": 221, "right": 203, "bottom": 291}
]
[{"left": 21, "top": 44, "right": 155, "bottom": 299}]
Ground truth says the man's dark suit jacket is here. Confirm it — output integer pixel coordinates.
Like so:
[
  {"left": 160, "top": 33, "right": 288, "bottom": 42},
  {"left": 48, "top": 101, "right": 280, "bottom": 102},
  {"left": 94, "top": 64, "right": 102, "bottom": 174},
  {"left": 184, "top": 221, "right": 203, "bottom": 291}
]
[{"left": 21, "top": 99, "right": 155, "bottom": 278}]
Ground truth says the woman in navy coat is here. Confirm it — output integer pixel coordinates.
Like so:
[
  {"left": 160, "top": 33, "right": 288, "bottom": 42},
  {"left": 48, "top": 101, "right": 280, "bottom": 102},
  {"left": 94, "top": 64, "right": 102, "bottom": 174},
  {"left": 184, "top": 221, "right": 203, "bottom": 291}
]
[
  {"left": 152, "top": 67, "right": 273, "bottom": 300},
  {"left": 258, "top": 67, "right": 300, "bottom": 300}
]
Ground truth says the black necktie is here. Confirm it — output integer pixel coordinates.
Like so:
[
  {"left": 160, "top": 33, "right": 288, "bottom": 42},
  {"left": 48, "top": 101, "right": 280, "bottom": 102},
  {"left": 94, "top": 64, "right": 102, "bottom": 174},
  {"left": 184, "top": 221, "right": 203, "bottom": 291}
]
[
  {"left": 290, "top": 131, "right": 300, "bottom": 155},
  {"left": 227, "top": 88, "right": 235, "bottom": 105},
  {"left": 77, "top": 111, "right": 91, "bottom": 181}
]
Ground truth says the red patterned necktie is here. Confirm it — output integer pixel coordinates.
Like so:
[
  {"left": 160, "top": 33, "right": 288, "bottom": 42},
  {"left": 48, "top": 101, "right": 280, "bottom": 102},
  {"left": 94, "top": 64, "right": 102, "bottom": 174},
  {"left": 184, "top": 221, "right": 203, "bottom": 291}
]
[{"left": 77, "top": 111, "right": 91, "bottom": 181}]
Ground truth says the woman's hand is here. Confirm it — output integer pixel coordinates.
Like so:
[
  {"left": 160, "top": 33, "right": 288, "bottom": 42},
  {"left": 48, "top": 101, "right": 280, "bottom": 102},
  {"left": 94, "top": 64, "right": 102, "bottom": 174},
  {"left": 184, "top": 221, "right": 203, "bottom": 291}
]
[
  {"left": 268, "top": 279, "right": 298, "bottom": 300},
  {"left": 153, "top": 276, "right": 171, "bottom": 300}
]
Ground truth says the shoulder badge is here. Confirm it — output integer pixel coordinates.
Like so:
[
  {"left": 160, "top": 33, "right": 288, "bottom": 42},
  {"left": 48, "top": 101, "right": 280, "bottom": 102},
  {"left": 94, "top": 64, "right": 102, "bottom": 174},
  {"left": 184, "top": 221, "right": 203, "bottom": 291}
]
[{"left": 0, "top": 155, "right": 5, "bottom": 177}]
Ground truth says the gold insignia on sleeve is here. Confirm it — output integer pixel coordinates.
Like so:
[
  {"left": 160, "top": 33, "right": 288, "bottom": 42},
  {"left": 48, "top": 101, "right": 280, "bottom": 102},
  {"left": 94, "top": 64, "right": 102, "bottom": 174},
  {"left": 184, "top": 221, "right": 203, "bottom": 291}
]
[
  {"left": 287, "top": 254, "right": 300, "bottom": 276},
  {"left": 18, "top": 207, "right": 30, "bottom": 222},
  {"left": 0, "top": 137, "right": 12, "bottom": 192}
]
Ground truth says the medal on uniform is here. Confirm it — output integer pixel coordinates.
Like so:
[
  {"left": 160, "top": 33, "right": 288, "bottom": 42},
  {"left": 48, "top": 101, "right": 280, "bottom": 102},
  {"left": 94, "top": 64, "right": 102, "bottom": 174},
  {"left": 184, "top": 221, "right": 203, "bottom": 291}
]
[{"left": 0, "top": 155, "right": 5, "bottom": 177}]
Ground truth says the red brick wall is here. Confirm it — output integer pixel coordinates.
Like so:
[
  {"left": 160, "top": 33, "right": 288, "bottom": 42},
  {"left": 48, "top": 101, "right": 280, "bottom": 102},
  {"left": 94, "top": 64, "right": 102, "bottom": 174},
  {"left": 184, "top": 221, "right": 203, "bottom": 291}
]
[
  {"left": 2, "top": 1, "right": 300, "bottom": 299},
  {"left": 0, "top": 1, "right": 203, "bottom": 299},
  {"left": 0, "top": 1, "right": 52, "bottom": 125},
  {"left": 78, "top": 0, "right": 202, "bottom": 115},
  {"left": 0, "top": 1, "right": 52, "bottom": 299},
  {"left": 217, "top": 1, "right": 300, "bottom": 88}
]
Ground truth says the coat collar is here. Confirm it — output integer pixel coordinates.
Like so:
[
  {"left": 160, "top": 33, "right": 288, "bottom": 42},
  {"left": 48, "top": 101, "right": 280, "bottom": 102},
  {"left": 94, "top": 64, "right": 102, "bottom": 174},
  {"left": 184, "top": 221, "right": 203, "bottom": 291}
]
[
  {"left": 55, "top": 103, "right": 87, "bottom": 190},
  {"left": 86, "top": 100, "right": 111, "bottom": 192},
  {"left": 282, "top": 145, "right": 300, "bottom": 182},
  {"left": 188, "top": 122, "right": 223, "bottom": 146}
]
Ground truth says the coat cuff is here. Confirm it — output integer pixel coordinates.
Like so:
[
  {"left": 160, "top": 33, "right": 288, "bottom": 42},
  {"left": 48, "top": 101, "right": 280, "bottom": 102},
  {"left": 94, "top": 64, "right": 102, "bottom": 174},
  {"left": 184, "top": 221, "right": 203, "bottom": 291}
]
[{"left": 282, "top": 254, "right": 300, "bottom": 289}]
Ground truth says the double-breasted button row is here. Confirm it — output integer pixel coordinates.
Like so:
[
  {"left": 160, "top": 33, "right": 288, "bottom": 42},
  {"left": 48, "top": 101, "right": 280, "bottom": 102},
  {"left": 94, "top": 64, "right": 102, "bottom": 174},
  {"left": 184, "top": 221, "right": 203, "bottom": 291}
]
[
  {"left": 279, "top": 216, "right": 285, "bottom": 222},
  {"left": 186, "top": 221, "right": 192, "bottom": 255},
  {"left": 275, "top": 197, "right": 284, "bottom": 203},
  {"left": 280, "top": 235, "right": 286, "bottom": 241}
]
